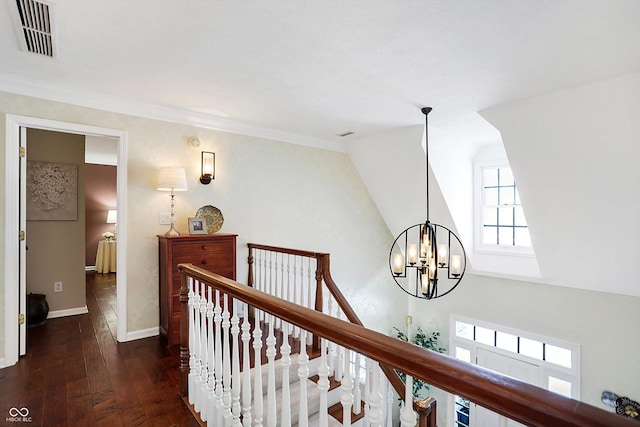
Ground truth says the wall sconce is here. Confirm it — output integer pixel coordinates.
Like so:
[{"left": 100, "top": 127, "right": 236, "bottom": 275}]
[{"left": 200, "top": 151, "right": 215, "bottom": 185}]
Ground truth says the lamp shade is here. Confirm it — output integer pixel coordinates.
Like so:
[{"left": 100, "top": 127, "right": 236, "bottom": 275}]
[
  {"left": 106, "top": 210, "right": 117, "bottom": 224},
  {"left": 157, "top": 167, "right": 188, "bottom": 191}
]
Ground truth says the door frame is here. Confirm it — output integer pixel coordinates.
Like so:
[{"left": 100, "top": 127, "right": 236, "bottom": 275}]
[{"left": 3, "top": 114, "right": 128, "bottom": 367}]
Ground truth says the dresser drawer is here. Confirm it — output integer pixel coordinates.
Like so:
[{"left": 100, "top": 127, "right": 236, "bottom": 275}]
[
  {"left": 172, "top": 239, "right": 233, "bottom": 256},
  {"left": 159, "top": 233, "right": 237, "bottom": 346},
  {"left": 172, "top": 252, "right": 234, "bottom": 274}
]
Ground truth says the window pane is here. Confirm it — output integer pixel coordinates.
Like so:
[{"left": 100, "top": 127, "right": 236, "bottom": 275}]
[
  {"left": 498, "top": 207, "right": 514, "bottom": 226},
  {"left": 496, "top": 331, "right": 518, "bottom": 353},
  {"left": 455, "top": 347, "right": 471, "bottom": 363},
  {"left": 499, "top": 186, "right": 515, "bottom": 205},
  {"left": 498, "top": 226, "right": 513, "bottom": 246},
  {"left": 520, "top": 337, "right": 543, "bottom": 360},
  {"left": 483, "top": 167, "right": 498, "bottom": 187},
  {"left": 484, "top": 207, "right": 497, "bottom": 225},
  {"left": 499, "top": 167, "right": 514, "bottom": 186},
  {"left": 546, "top": 344, "right": 572, "bottom": 368},
  {"left": 548, "top": 376, "right": 572, "bottom": 398},
  {"left": 456, "top": 321, "right": 474, "bottom": 340},
  {"left": 514, "top": 228, "right": 531, "bottom": 247},
  {"left": 483, "top": 226, "right": 497, "bottom": 245},
  {"left": 475, "top": 326, "right": 495, "bottom": 346},
  {"left": 484, "top": 187, "right": 498, "bottom": 205},
  {"left": 514, "top": 206, "right": 527, "bottom": 226}
]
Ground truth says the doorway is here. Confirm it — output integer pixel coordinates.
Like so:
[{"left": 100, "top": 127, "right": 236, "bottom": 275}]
[
  {"left": 473, "top": 348, "right": 540, "bottom": 427},
  {"left": 3, "top": 115, "right": 128, "bottom": 368}
]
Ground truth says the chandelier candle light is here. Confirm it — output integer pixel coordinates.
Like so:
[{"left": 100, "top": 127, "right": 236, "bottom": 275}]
[
  {"left": 389, "top": 107, "right": 466, "bottom": 299},
  {"left": 157, "top": 166, "right": 188, "bottom": 236}
]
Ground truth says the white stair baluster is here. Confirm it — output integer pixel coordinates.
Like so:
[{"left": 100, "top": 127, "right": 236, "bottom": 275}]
[
  {"left": 399, "top": 375, "right": 416, "bottom": 427},
  {"left": 385, "top": 383, "right": 393, "bottom": 427},
  {"left": 340, "top": 348, "right": 354, "bottom": 427},
  {"left": 326, "top": 296, "right": 336, "bottom": 378},
  {"left": 297, "top": 330, "right": 309, "bottom": 427},
  {"left": 353, "top": 353, "right": 362, "bottom": 415},
  {"left": 231, "top": 298, "right": 242, "bottom": 426},
  {"left": 252, "top": 310, "right": 264, "bottom": 427},
  {"left": 187, "top": 279, "right": 196, "bottom": 403},
  {"left": 192, "top": 283, "right": 202, "bottom": 412},
  {"left": 207, "top": 287, "right": 217, "bottom": 424},
  {"left": 292, "top": 257, "right": 300, "bottom": 338},
  {"left": 335, "top": 345, "right": 343, "bottom": 383},
  {"left": 241, "top": 303, "right": 253, "bottom": 427},
  {"left": 198, "top": 284, "right": 209, "bottom": 419},
  {"left": 317, "top": 337, "right": 330, "bottom": 427},
  {"left": 304, "top": 259, "right": 312, "bottom": 346},
  {"left": 222, "top": 293, "right": 233, "bottom": 425},
  {"left": 275, "top": 254, "right": 283, "bottom": 329},
  {"left": 367, "top": 361, "right": 383, "bottom": 427},
  {"left": 265, "top": 314, "right": 277, "bottom": 427},
  {"left": 280, "top": 321, "right": 292, "bottom": 427},
  {"left": 214, "top": 289, "right": 224, "bottom": 426}
]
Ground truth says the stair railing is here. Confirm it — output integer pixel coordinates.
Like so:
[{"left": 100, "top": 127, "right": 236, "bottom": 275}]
[
  {"left": 248, "top": 243, "right": 434, "bottom": 423},
  {"left": 179, "top": 262, "right": 637, "bottom": 427}
]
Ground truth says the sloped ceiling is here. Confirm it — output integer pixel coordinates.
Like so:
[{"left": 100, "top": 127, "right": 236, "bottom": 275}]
[{"left": 1, "top": 1, "right": 640, "bottom": 296}]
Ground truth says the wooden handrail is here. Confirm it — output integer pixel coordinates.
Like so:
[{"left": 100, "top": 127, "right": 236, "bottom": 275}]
[
  {"left": 179, "top": 264, "right": 636, "bottom": 427},
  {"left": 248, "top": 244, "right": 431, "bottom": 422},
  {"left": 318, "top": 254, "right": 409, "bottom": 404}
]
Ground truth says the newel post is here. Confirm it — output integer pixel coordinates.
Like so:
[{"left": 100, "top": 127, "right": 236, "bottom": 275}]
[
  {"left": 415, "top": 396, "right": 437, "bottom": 427},
  {"left": 312, "top": 254, "right": 327, "bottom": 352},
  {"left": 179, "top": 269, "right": 190, "bottom": 397}
]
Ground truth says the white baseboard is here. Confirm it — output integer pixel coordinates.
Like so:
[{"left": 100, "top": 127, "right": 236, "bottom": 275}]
[
  {"left": 124, "top": 326, "right": 159, "bottom": 342},
  {"left": 47, "top": 306, "right": 89, "bottom": 319},
  {"left": 85, "top": 265, "right": 96, "bottom": 271}
]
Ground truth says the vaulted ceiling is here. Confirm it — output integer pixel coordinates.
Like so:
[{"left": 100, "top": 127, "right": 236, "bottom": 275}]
[
  {"left": 2, "top": 1, "right": 639, "bottom": 149},
  {"left": 2, "top": 1, "right": 640, "bottom": 297}
]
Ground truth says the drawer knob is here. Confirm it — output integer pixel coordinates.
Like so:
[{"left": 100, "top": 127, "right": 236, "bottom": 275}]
[
  {"left": 201, "top": 245, "right": 208, "bottom": 250},
  {"left": 201, "top": 259, "right": 207, "bottom": 265}
]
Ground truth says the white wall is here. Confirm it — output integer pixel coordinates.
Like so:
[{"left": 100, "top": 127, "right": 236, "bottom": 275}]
[
  {"left": 348, "top": 73, "right": 640, "bottom": 425},
  {"left": 0, "top": 90, "right": 408, "bottom": 360},
  {"left": 481, "top": 72, "right": 640, "bottom": 297},
  {"left": 409, "top": 273, "right": 640, "bottom": 424}
]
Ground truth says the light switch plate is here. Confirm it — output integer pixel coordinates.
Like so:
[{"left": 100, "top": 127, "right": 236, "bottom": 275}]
[{"left": 159, "top": 213, "right": 171, "bottom": 225}]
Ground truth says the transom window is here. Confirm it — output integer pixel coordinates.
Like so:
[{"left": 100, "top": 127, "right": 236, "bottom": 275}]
[
  {"left": 450, "top": 316, "right": 580, "bottom": 427},
  {"left": 478, "top": 164, "right": 531, "bottom": 251}
]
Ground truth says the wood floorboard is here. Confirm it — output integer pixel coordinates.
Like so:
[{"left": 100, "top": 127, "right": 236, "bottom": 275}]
[{"left": 0, "top": 272, "right": 199, "bottom": 427}]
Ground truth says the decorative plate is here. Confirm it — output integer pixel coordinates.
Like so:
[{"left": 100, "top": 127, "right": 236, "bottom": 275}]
[{"left": 195, "top": 205, "right": 224, "bottom": 234}]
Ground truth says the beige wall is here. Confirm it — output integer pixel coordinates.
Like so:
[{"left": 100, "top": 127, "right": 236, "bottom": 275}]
[
  {"left": 410, "top": 274, "right": 640, "bottom": 423},
  {"left": 0, "top": 91, "right": 406, "bottom": 362},
  {"left": 25, "top": 129, "right": 86, "bottom": 313}
]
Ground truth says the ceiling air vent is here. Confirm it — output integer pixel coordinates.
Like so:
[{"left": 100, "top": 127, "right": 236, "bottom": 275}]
[{"left": 15, "top": 0, "right": 54, "bottom": 57}]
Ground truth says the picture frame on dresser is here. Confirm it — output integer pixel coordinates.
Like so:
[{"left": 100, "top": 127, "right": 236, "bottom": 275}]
[{"left": 188, "top": 217, "right": 207, "bottom": 235}]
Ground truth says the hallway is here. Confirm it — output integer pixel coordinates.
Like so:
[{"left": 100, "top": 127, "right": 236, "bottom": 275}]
[{"left": 0, "top": 272, "right": 198, "bottom": 427}]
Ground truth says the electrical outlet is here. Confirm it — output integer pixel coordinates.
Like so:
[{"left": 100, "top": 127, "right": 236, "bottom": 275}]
[
  {"left": 54, "top": 281, "right": 63, "bottom": 292},
  {"left": 159, "top": 213, "right": 171, "bottom": 225}
]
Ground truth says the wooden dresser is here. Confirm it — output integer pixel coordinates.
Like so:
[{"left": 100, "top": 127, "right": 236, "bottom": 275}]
[{"left": 158, "top": 233, "right": 237, "bottom": 346}]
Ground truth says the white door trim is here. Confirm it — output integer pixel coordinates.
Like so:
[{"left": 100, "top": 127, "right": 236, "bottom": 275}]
[{"left": 3, "top": 114, "right": 128, "bottom": 368}]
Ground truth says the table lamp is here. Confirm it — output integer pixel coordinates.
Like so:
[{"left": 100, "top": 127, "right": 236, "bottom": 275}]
[{"left": 157, "top": 167, "right": 188, "bottom": 236}]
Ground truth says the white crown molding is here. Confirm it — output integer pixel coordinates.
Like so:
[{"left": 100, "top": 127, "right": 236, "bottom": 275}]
[{"left": 0, "top": 72, "right": 346, "bottom": 152}]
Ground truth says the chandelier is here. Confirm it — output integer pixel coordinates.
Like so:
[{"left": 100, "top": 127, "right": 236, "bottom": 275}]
[{"left": 388, "top": 107, "right": 466, "bottom": 299}]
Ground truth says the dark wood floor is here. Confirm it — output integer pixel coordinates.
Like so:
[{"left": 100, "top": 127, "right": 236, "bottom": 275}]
[{"left": 0, "top": 272, "right": 199, "bottom": 427}]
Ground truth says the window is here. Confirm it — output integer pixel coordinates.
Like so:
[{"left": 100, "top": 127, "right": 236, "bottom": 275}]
[
  {"left": 450, "top": 316, "right": 581, "bottom": 426},
  {"left": 476, "top": 163, "right": 532, "bottom": 253}
]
